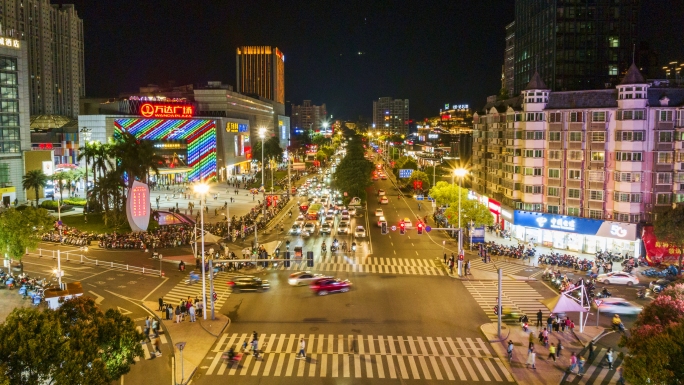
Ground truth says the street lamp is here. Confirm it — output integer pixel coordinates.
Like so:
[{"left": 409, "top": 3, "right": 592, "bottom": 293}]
[
  {"left": 193, "top": 182, "right": 210, "bottom": 320},
  {"left": 453, "top": 168, "right": 468, "bottom": 267}
]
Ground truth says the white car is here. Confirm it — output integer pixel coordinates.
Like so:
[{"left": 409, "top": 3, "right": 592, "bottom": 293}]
[
  {"left": 323, "top": 215, "right": 335, "bottom": 224},
  {"left": 289, "top": 271, "right": 331, "bottom": 286},
  {"left": 354, "top": 226, "right": 366, "bottom": 238},
  {"left": 375, "top": 208, "right": 384, "bottom": 217},
  {"left": 304, "top": 222, "right": 317, "bottom": 234},
  {"left": 597, "top": 298, "right": 643, "bottom": 315},
  {"left": 597, "top": 272, "right": 639, "bottom": 286},
  {"left": 337, "top": 221, "right": 350, "bottom": 234},
  {"left": 377, "top": 216, "right": 387, "bottom": 227},
  {"left": 341, "top": 212, "right": 350, "bottom": 221},
  {"left": 377, "top": 189, "right": 386, "bottom": 196},
  {"left": 348, "top": 207, "right": 357, "bottom": 216},
  {"left": 289, "top": 224, "right": 302, "bottom": 235},
  {"left": 379, "top": 196, "right": 389, "bottom": 204},
  {"left": 295, "top": 215, "right": 306, "bottom": 225},
  {"left": 401, "top": 218, "right": 413, "bottom": 229},
  {"left": 320, "top": 223, "right": 332, "bottom": 235}
]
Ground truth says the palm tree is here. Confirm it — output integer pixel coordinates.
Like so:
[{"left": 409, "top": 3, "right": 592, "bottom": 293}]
[
  {"left": 62, "top": 170, "right": 75, "bottom": 199},
  {"left": 22, "top": 170, "right": 48, "bottom": 207},
  {"left": 52, "top": 172, "right": 67, "bottom": 203},
  {"left": 111, "top": 131, "right": 164, "bottom": 188},
  {"left": 77, "top": 141, "right": 98, "bottom": 198},
  {"left": 92, "top": 143, "right": 113, "bottom": 180}
]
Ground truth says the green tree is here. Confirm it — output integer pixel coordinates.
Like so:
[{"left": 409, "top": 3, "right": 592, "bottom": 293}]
[
  {"left": 333, "top": 134, "right": 373, "bottom": 203},
  {"left": 22, "top": 169, "right": 48, "bottom": 207},
  {"left": 0, "top": 296, "right": 143, "bottom": 385},
  {"left": 407, "top": 170, "right": 430, "bottom": 190},
  {"left": 311, "top": 134, "right": 330, "bottom": 147},
  {"left": 91, "top": 142, "right": 113, "bottom": 180},
  {"left": 78, "top": 140, "right": 99, "bottom": 195},
  {"left": 0, "top": 207, "right": 53, "bottom": 261},
  {"left": 111, "top": 131, "right": 163, "bottom": 188},
  {"left": 653, "top": 205, "right": 684, "bottom": 274},
  {"left": 429, "top": 181, "right": 461, "bottom": 205},
  {"left": 620, "top": 284, "right": 684, "bottom": 384},
  {"left": 444, "top": 199, "right": 494, "bottom": 228},
  {"left": 52, "top": 171, "right": 67, "bottom": 203}
]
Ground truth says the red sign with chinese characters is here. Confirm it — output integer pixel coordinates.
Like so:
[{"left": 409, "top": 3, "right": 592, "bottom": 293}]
[
  {"left": 139, "top": 103, "right": 194, "bottom": 118},
  {"left": 125, "top": 181, "right": 150, "bottom": 232}
]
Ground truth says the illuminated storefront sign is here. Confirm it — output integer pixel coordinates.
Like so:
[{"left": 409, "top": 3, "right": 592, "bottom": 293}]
[
  {"left": 226, "top": 121, "right": 248, "bottom": 133},
  {"left": 452, "top": 104, "right": 469, "bottom": 110},
  {"left": 139, "top": 103, "right": 195, "bottom": 118},
  {"left": 125, "top": 181, "right": 150, "bottom": 232},
  {"left": 513, "top": 211, "right": 637, "bottom": 240},
  {"left": 0, "top": 38, "right": 20, "bottom": 49},
  {"left": 488, "top": 200, "right": 501, "bottom": 214}
]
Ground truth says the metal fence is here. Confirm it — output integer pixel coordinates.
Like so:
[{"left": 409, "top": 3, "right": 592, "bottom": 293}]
[{"left": 29, "top": 248, "right": 162, "bottom": 276}]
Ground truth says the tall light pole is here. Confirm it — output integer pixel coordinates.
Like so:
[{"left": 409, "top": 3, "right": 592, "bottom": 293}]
[
  {"left": 193, "top": 183, "right": 209, "bottom": 320},
  {"left": 454, "top": 168, "right": 468, "bottom": 255}
]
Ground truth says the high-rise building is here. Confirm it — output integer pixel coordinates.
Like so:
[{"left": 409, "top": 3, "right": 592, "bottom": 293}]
[
  {"left": 291, "top": 100, "right": 327, "bottom": 134},
  {"left": 513, "top": 0, "right": 640, "bottom": 94},
  {"left": 236, "top": 46, "right": 285, "bottom": 105},
  {"left": 0, "top": 35, "right": 31, "bottom": 202},
  {"left": 0, "top": 1, "right": 84, "bottom": 118},
  {"left": 372, "top": 97, "right": 409, "bottom": 134},
  {"left": 503, "top": 21, "right": 515, "bottom": 95},
  {"left": 472, "top": 67, "right": 684, "bottom": 258}
]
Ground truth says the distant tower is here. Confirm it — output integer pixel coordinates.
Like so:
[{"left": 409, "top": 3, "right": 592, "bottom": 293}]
[{"left": 236, "top": 46, "right": 285, "bottom": 104}]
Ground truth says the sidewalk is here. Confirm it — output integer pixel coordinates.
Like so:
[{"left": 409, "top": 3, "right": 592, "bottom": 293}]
[
  {"left": 143, "top": 300, "right": 230, "bottom": 384},
  {"left": 481, "top": 322, "right": 604, "bottom": 385}
]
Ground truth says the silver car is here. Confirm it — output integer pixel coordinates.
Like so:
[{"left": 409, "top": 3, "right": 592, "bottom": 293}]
[
  {"left": 288, "top": 271, "right": 332, "bottom": 286},
  {"left": 337, "top": 221, "right": 350, "bottom": 234}
]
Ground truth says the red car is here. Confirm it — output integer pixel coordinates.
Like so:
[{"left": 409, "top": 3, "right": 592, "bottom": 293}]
[{"left": 309, "top": 278, "right": 352, "bottom": 296}]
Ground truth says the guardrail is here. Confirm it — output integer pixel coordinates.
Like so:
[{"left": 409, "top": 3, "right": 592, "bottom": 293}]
[{"left": 29, "top": 248, "right": 162, "bottom": 277}]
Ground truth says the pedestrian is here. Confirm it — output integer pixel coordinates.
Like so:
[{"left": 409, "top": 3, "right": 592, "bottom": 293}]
[
  {"left": 175, "top": 306, "right": 181, "bottom": 323},
  {"left": 588, "top": 340, "right": 594, "bottom": 359},
  {"left": 448, "top": 259, "right": 454, "bottom": 274},
  {"left": 253, "top": 331, "right": 258, "bottom": 341},
  {"left": 189, "top": 303, "right": 196, "bottom": 322},
  {"left": 152, "top": 318, "right": 159, "bottom": 337},
  {"left": 536, "top": 310, "right": 543, "bottom": 327},
  {"left": 616, "top": 366, "right": 625, "bottom": 385},
  {"left": 528, "top": 331, "right": 534, "bottom": 351},
  {"left": 525, "top": 347, "right": 536, "bottom": 369},
  {"left": 443, "top": 252, "right": 447, "bottom": 265},
  {"left": 466, "top": 260, "right": 471, "bottom": 275},
  {"left": 158, "top": 297, "right": 164, "bottom": 311},
  {"left": 577, "top": 354, "right": 585, "bottom": 376},
  {"left": 557, "top": 340, "right": 563, "bottom": 357},
  {"left": 297, "top": 338, "right": 306, "bottom": 359},
  {"left": 242, "top": 340, "right": 249, "bottom": 352},
  {"left": 605, "top": 348, "right": 614, "bottom": 370},
  {"left": 547, "top": 315, "right": 554, "bottom": 332},
  {"left": 251, "top": 338, "right": 259, "bottom": 358},
  {"left": 548, "top": 343, "right": 556, "bottom": 362},
  {"left": 507, "top": 340, "right": 514, "bottom": 361},
  {"left": 153, "top": 337, "right": 162, "bottom": 357},
  {"left": 568, "top": 352, "right": 578, "bottom": 374},
  {"left": 145, "top": 316, "right": 151, "bottom": 330},
  {"left": 142, "top": 324, "right": 151, "bottom": 342}
]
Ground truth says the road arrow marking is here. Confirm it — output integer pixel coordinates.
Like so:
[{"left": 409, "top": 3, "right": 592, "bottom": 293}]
[
  {"left": 117, "top": 306, "right": 133, "bottom": 315},
  {"left": 89, "top": 290, "right": 105, "bottom": 304}
]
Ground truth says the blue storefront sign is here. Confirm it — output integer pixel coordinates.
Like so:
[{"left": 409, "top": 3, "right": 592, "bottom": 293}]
[{"left": 514, "top": 211, "right": 603, "bottom": 235}]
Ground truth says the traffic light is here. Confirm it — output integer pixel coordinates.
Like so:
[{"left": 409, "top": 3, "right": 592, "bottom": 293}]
[
  {"left": 400, "top": 223, "right": 405, "bottom": 235},
  {"left": 417, "top": 223, "right": 423, "bottom": 235},
  {"left": 381, "top": 222, "right": 388, "bottom": 235},
  {"left": 306, "top": 251, "right": 314, "bottom": 268},
  {"left": 284, "top": 252, "right": 291, "bottom": 268}
]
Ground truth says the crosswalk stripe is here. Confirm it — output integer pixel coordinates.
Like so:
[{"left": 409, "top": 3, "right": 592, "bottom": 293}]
[
  {"left": 354, "top": 354, "right": 362, "bottom": 378},
  {"left": 343, "top": 354, "right": 351, "bottom": 377},
  {"left": 473, "top": 357, "right": 490, "bottom": 381},
  {"left": 485, "top": 358, "right": 503, "bottom": 382},
  {"left": 418, "top": 356, "right": 431, "bottom": 379},
  {"left": 440, "top": 356, "right": 455, "bottom": 380},
  {"left": 452, "top": 356, "right": 467, "bottom": 380},
  {"left": 320, "top": 354, "right": 327, "bottom": 377},
  {"left": 376, "top": 354, "right": 385, "bottom": 378},
  {"left": 262, "top": 353, "right": 274, "bottom": 376},
  {"left": 430, "top": 355, "right": 443, "bottom": 380},
  {"left": 462, "top": 357, "right": 479, "bottom": 381},
  {"left": 273, "top": 353, "right": 285, "bottom": 376}
]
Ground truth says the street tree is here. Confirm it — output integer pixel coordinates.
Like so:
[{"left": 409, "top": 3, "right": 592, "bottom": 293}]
[
  {"left": 0, "top": 296, "right": 143, "bottom": 385},
  {"left": 653, "top": 205, "right": 684, "bottom": 274},
  {"left": 333, "top": 134, "right": 373, "bottom": 202},
  {"left": 111, "top": 131, "right": 163, "bottom": 188},
  {"left": 22, "top": 169, "right": 48, "bottom": 207},
  {"left": 253, "top": 136, "right": 284, "bottom": 163},
  {"left": 78, "top": 140, "right": 99, "bottom": 194},
  {"left": 620, "top": 284, "right": 684, "bottom": 384},
  {"left": 429, "top": 181, "right": 462, "bottom": 205},
  {"left": 0, "top": 207, "right": 53, "bottom": 261},
  {"left": 406, "top": 170, "right": 430, "bottom": 191},
  {"left": 52, "top": 171, "right": 67, "bottom": 203},
  {"left": 444, "top": 198, "right": 494, "bottom": 228}
]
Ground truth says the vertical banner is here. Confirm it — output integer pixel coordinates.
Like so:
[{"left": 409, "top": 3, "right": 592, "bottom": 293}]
[{"left": 126, "top": 181, "right": 150, "bottom": 232}]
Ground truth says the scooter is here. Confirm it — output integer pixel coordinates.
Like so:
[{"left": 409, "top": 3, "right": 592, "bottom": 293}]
[
  {"left": 637, "top": 288, "right": 649, "bottom": 299},
  {"left": 187, "top": 272, "right": 200, "bottom": 285}
]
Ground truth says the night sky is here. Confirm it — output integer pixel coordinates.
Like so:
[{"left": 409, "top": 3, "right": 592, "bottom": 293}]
[{"left": 69, "top": 0, "right": 683, "bottom": 120}]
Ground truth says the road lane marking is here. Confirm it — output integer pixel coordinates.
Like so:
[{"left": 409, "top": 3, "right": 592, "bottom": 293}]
[{"left": 89, "top": 290, "right": 104, "bottom": 304}]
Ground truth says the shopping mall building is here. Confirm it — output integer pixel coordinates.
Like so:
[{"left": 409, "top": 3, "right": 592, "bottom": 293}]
[{"left": 78, "top": 82, "right": 290, "bottom": 183}]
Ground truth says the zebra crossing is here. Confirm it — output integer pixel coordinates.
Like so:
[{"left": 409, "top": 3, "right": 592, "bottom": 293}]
[
  {"left": 134, "top": 321, "right": 168, "bottom": 361},
  {"left": 468, "top": 257, "right": 532, "bottom": 276},
  {"left": 202, "top": 333, "right": 514, "bottom": 382},
  {"left": 162, "top": 271, "right": 240, "bottom": 309},
  {"left": 563, "top": 348, "right": 623, "bottom": 385},
  {"left": 276, "top": 256, "right": 445, "bottom": 276},
  {"left": 463, "top": 281, "right": 547, "bottom": 323}
]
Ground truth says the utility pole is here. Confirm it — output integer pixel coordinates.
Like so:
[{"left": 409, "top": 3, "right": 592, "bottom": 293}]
[{"left": 498, "top": 268, "right": 502, "bottom": 339}]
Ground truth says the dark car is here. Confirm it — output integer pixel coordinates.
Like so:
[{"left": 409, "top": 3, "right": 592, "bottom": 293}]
[
  {"left": 227, "top": 276, "right": 270, "bottom": 293},
  {"left": 649, "top": 278, "right": 673, "bottom": 293},
  {"left": 309, "top": 278, "right": 352, "bottom": 296}
]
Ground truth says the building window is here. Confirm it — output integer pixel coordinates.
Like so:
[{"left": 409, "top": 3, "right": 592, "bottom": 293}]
[
  {"left": 567, "top": 207, "right": 580, "bottom": 216},
  {"left": 569, "top": 132, "right": 583, "bottom": 141},
  {"left": 589, "top": 190, "right": 604, "bottom": 201},
  {"left": 659, "top": 111, "right": 673, "bottom": 122},
  {"left": 568, "top": 189, "right": 581, "bottom": 198},
  {"left": 525, "top": 131, "right": 544, "bottom": 140},
  {"left": 589, "top": 210, "right": 603, "bottom": 219},
  {"left": 591, "top": 152, "right": 605, "bottom": 161},
  {"left": 524, "top": 167, "right": 542, "bottom": 176},
  {"left": 588, "top": 171, "right": 605, "bottom": 182},
  {"left": 568, "top": 151, "right": 583, "bottom": 160},
  {"left": 613, "top": 192, "right": 642, "bottom": 203},
  {"left": 614, "top": 172, "right": 642, "bottom": 182},
  {"left": 616, "top": 152, "right": 643, "bottom": 161},
  {"left": 591, "top": 112, "right": 606, "bottom": 122},
  {"left": 617, "top": 110, "right": 645, "bottom": 120},
  {"left": 609, "top": 65, "right": 618, "bottom": 76},
  {"left": 523, "top": 150, "right": 543, "bottom": 158},
  {"left": 549, "top": 112, "right": 562, "bottom": 123},
  {"left": 657, "top": 172, "right": 672, "bottom": 184},
  {"left": 549, "top": 132, "right": 561, "bottom": 141},
  {"left": 615, "top": 213, "right": 640, "bottom": 223},
  {"left": 524, "top": 185, "right": 543, "bottom": 194},
  {"left": 547, "top": 205, "right": 559, "bottom": 214},
  {"left": 521, "top": 203, "right": 542, "bottom": 211},
  {"left": 569, "top": 112, "right": 584, "bottom": 122},
  {"left": 547, "top": 187, "right": 560, "bottom": 196},
  {"left": 608, "top": 36, "right": 619, "bottom": 47},
  {"left": 615, "top": 131, "right": 644, "bottom": 141},
  {"left": 549, "top": 150, "right": 561, "bottom": 160},
  {"left": 0, "top": 56, "right": 20, "bottom": 154},
  {"left": 656, "top": 193, "right": 672, "bottom": 205},
  {"left": 591, "top": 132, "right": 605, "bottom": 142},
  {"left": 568, "top": 170, "right": 581, "bottom": 179},
  {"left": 658, "top": 152, "right": 673, "bottom": 164},
  {"left": 659, "top": 132, "right": 673, "bottom": 142},
  {"left": 526, "top": 113, "right": 544, "bottom": 121},
  {"left": 548, "top": 169, "right": 560, "bottom": 178}
]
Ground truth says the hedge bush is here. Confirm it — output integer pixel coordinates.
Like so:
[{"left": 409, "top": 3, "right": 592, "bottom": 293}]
[{"left": 63, "top": 198, "right": 86, "bottom": 206}]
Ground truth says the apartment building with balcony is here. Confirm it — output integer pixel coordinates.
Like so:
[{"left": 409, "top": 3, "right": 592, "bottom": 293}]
[{"left": 472, "top": 66, "right": 684, "bottom": 257}]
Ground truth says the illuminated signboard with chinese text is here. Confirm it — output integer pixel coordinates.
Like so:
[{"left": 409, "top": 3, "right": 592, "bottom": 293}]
[
  {"left": 139, "top": 103, "right": 195, "bottom": 118},
  {"left": 125, "top": 181, "right": 150, "bottom": 232},
  {"left": 226, "top": 122, "right": 248, "bottom": 133},
  {"left": 0, "top": 37, "right": 20, "bottom": 49}
]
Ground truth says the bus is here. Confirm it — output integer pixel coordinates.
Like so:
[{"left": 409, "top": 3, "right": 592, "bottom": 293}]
[{"left": 306, "top": 203, "right": 323, "bottom": 221}]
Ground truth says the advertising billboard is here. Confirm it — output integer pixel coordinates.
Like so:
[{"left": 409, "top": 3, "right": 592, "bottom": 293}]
[{"left": 126, "top": 181, "right": 150, "bottom": 232}]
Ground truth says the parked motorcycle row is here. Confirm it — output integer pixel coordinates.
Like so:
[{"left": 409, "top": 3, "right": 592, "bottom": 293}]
[
  {"left": 537, "top": 252, "right": 595, "bottom": 271},
  {"left": 0, "top": 269, "right": 52, "bottom": 305},
  {"left": 483, "top": 242, "right": 535, "bottom": 260}
]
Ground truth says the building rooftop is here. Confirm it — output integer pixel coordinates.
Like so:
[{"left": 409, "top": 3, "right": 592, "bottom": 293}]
[
  {"left": 546, "top": 89, "right": 619, "bottom": 109},
  {"left": 524, "top": 71, "right": 548, "bottom": 90},
  {"left": 30, "top": 115, "right": 76, "bottom": 131},
  {"left": 619, "top": 63, "right": 647, "bottom": 85}
]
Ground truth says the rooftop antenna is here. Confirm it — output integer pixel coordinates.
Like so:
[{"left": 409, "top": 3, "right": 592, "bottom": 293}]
[{"left": 632, "top": 44, "right": 636, "bottom": 64}]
